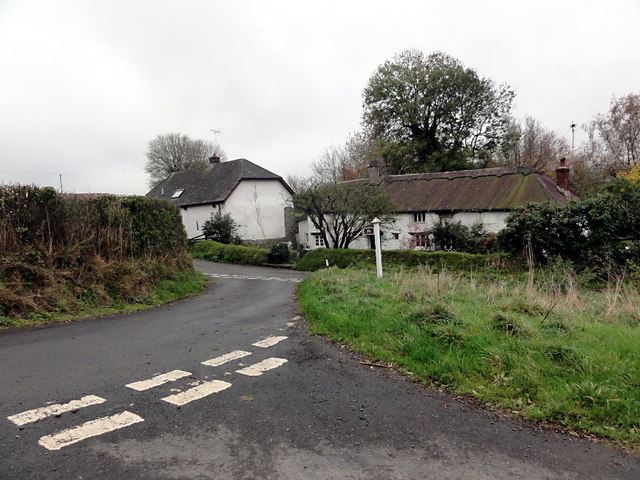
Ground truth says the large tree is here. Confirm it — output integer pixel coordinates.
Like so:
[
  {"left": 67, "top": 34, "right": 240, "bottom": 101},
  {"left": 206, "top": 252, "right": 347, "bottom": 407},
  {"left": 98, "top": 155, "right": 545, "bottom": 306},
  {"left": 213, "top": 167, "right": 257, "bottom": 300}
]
[
  {"left": 585, "top": 93, "right": 640, "bottom": 174},
  {"left": 362, "top": 49, "right": 514, "bottom": 174},
  {"left": 144, "top": 133, "right": 226, "bottom": 186}
]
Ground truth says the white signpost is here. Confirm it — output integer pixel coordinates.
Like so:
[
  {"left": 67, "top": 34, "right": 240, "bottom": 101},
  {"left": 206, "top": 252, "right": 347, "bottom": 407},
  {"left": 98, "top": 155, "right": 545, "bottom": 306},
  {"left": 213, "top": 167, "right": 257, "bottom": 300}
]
[{"left": 372, "top": 217, "right": 383, "bottom": 279}]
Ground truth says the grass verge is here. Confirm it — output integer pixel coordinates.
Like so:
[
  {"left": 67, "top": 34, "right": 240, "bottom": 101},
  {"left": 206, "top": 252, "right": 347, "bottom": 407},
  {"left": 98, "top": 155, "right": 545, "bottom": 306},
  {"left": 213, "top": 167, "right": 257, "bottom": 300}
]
[
  {"left": 297, "top": 266, "right": 640, "bottom": 449},
  {"left": 0, "top": 268, "right": 206, "bottom": 330}
]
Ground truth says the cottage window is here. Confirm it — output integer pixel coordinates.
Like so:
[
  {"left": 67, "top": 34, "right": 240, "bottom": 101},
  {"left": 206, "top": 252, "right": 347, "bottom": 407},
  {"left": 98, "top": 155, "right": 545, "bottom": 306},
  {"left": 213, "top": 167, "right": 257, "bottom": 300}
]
[
  {"left": 313, "top": 234, "right": 325, "bottom": 247},
  {"left": 392, "top": 232, "right": 399, "bottom": 240},
  {"left": 413, "top": 212, "right": 426, "bottom": 223},
  {"left": 412, "top": 232, "right": 429, "bottom": 248},
  {"left": 171, "top": 189, "right": 185, "bottom": 198}
]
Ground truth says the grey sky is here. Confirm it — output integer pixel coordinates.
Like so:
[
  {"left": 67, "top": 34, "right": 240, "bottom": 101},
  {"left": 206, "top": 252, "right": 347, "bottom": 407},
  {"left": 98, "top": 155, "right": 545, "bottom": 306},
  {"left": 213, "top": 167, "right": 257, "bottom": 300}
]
[{"left": 1, "top": 0, "right": 638, "bottom": 194}]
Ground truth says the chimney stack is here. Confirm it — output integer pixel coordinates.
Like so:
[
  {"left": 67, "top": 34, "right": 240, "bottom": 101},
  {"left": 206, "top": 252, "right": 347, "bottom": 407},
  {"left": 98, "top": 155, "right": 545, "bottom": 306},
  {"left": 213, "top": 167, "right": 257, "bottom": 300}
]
[
  {"left": 368, "top": 152, "right": 387, "bottom": 183},
  {"left": 555, "top": 157, "right": 570, "bottom": 193},
  {"left": 209, "top": 154, "right": 221, "bottom": 164}
]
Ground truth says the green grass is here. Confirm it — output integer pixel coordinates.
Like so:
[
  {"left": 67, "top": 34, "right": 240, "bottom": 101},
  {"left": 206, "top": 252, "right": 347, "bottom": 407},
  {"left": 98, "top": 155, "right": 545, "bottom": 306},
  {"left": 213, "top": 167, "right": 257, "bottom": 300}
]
[
  {"left": 0, "top": 269, "right": 207, "bottom": 329},
  {"left": 297, "top": 266, "right": 640, "bottom": 448}
]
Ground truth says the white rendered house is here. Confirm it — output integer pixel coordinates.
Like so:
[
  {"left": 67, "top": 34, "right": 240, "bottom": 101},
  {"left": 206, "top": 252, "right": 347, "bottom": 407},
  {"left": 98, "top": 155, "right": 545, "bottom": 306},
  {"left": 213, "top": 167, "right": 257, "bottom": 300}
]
[
  {"left": 297, "top": 160, "right": 575, "bottom": 251},
  {"left": 147, "top": 156, "right": 294, "bottom": 243}
]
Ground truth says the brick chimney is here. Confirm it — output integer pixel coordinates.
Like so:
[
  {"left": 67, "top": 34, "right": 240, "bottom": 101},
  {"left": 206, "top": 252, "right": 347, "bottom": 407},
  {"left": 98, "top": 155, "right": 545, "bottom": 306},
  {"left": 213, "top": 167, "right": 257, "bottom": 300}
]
[
  {"left": 555, "top": 157, "right": 570, "bottom": 193},
  {"left": 209, "top": 154, "right": 221, "bottom": 164},
  {"left": 368, "top": 153, "right": 387, "bottom": 183}
]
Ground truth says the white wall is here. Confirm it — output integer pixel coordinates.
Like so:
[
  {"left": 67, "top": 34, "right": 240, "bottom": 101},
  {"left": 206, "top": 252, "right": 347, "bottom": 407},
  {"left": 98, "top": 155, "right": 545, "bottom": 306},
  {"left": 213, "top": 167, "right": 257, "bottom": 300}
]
[
  {"left": 297, "top": 211, "right": 511, "bottom": 251},
  {"left": 180, "top": 204, "right": 218, "bottom": 239},
  {"left": 178, "top": 180, "right": 291, "bottom": 241},
  {"left": 222, "top": 180, "right": 291, "bottom": 240}
]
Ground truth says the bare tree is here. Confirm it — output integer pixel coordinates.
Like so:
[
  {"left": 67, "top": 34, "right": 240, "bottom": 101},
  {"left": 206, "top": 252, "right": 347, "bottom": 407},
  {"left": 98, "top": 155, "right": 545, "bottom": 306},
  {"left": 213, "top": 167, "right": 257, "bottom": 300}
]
[
  {"left": 585, "top": 93, "right": 640, "bottom": 173},
  {"left": 497, "top": 116, "right": 569, "bottom": 172},
  {"left": 311, "top": 132, "right": 377, "bottom": 183},
  {"left": 293, "top": 180, "right": 395, "bottom": 249},
  {"left": 292, "top": 134, "right": 395, "bottom": 249},
  {"left": 144, "top": 133, "right": 227, "bottom": 186}
]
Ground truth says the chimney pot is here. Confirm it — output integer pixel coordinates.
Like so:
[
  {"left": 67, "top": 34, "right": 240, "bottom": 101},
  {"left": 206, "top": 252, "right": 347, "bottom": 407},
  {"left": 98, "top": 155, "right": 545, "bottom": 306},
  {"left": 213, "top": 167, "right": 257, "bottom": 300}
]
[{"left": 209, "top": 154, "right": 221, "bottom": 164}]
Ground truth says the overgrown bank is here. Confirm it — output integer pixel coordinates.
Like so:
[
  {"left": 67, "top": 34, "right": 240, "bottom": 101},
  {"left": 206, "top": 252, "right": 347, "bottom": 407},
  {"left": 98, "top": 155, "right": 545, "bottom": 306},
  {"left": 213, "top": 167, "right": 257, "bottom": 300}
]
[
  {"left": 0, "top": 185, "right": 205, "bottom": 328},
  {"left": 297, "top": 265, "right": 640, "bottom": 448}
]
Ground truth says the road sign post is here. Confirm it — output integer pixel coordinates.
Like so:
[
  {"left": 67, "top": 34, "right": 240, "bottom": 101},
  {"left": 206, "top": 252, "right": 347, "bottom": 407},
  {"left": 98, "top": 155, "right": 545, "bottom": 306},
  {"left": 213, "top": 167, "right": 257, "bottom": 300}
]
[{"left": 372, "top": 217, "right": 383, "bottom": 279}]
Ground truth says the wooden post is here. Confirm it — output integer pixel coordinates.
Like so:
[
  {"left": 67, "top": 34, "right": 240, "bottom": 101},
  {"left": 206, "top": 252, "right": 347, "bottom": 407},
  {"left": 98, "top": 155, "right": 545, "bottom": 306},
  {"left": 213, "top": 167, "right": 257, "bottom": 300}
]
[{"left": 372, "top": 217, "right": 383, "bottom": 279}]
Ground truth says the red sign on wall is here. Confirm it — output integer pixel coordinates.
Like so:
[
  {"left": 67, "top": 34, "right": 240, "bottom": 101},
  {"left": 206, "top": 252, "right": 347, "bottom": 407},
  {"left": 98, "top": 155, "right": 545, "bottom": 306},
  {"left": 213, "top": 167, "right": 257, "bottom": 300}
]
[{"left": 363, "top": 227, "right": 374, "bottom": 235}]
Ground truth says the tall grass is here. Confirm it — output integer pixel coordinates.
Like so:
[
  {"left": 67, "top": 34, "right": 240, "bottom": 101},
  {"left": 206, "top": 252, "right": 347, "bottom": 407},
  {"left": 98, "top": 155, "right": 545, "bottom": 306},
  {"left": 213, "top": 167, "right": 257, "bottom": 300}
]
[{"left": 297, "top": 265, "right": 640, "bottom": 447}]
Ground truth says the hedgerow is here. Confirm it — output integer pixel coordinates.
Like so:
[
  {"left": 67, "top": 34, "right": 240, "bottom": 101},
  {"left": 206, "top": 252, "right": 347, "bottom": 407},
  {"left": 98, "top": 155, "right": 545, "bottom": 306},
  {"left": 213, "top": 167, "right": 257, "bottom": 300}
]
[
  {"left": 0, "top": 185, "right": 197, "bottom": 321},
  {"left": 294, "top": 247, "right": 509, "bottom": 272},
  {"left": 192, "top": 240, "right": 269, "bottom": 266}
]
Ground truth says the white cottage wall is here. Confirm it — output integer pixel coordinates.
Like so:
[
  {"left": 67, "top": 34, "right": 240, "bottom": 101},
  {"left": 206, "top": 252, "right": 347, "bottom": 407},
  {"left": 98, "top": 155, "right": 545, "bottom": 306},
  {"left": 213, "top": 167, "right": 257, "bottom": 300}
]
[
  {"left": 180, "top": 204, "right": 218, "bottom": 239},
  {"left": 223, "top": 180, "right": 291, "bottom": 240},
  {"left": 298, "top": 210, "right": 511, "bottom": 251}
]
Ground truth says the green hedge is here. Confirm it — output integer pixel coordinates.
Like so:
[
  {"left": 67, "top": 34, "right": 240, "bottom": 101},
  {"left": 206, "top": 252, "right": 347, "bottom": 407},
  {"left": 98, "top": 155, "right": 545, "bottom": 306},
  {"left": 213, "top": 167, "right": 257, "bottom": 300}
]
[
  {"left": 0, "top": 186, "right": 195, "bottom": 320},
  {"left": 294, "top": 247, "right": 509, "bottom": 272},
  {"left": 192, "top": 240, "right": 269, "bottom": 266}
]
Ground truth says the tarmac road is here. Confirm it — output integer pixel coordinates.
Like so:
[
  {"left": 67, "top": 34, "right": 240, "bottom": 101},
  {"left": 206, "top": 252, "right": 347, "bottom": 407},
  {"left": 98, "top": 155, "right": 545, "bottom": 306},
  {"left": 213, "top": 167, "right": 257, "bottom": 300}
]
[{"left": 0, "top": 259, "right": 638, "bottom": 479}]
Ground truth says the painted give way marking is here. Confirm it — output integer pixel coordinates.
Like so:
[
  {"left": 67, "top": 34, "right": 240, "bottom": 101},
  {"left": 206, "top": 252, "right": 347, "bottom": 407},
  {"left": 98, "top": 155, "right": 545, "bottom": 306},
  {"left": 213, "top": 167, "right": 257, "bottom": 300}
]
[
  {"left": 6, "top": 331, "right": 293, "bottom": 451},
  {"left": 38, "top": 411, "right": 144, "bottom": 451},
  {"left": 7, "top": 395, "right": 106, "bottom": 426},
  {"left": 125, "top": 370, "right": 192, "bottom": 392},
  {"left": 162, "top": 379, "right": 232, "bottom": 406}
]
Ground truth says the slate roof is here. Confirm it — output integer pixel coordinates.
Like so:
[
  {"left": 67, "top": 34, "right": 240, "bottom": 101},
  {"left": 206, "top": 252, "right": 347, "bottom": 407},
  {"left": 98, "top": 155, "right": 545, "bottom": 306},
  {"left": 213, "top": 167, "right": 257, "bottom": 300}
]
[
  {"left": 350, "top": 166, "right": 574, "bottom": 213},
  {"left": 146, "top": 159, "right": 292, "bottom": 207}
]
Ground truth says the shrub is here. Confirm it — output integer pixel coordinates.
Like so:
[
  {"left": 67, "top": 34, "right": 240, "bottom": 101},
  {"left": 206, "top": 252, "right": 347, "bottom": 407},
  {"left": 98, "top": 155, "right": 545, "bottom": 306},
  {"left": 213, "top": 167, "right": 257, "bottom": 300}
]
[
  {"left": 202, "top": 212, "right": 242, "bottom": 244},
  {"left": 498, "top": 179, "right": 640, "bottom": 269},
  {"left": 268, "top": 242, "right": 291, "bottom": 264}
]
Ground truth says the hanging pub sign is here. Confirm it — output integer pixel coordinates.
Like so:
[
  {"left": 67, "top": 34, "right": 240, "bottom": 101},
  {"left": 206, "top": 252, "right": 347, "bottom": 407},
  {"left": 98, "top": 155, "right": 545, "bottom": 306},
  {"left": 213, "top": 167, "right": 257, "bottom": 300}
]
[{"left": 362, "top": 227, "right": 374, "bottom": 236}]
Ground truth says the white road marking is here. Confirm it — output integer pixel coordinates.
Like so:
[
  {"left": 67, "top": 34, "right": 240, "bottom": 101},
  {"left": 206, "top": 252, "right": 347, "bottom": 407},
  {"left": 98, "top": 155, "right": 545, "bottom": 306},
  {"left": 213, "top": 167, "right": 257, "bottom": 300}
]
[
  {"left": 161, "top": 379, "right": 232, "bottom": 406},
  {"left": 7, "top": 395, "right": 106, "bottom": 426},
  {"left": 38, "top": 411, "right": 144, "bottom": 451},
  {"left": 205, "top": 273, "right": 301, "bottom": 283},
  {"left": 236, "top": 357, "right": 288, "bottom": 377},
  {"left": 252, "top": 336, "right": 288, "bottom": 348},
  {"left": 125, "top": 370, "right": 192, "bottom": 392},
  {"left": 202, "top": 350, "right": 252, "bottom": 367}
]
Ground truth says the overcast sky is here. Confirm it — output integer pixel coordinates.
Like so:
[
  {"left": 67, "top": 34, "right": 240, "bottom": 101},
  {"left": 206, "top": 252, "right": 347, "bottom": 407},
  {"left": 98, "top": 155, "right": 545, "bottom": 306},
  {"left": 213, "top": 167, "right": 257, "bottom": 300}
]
[{"left": 1, "top": 0, "right": 638, "bottom": 194}]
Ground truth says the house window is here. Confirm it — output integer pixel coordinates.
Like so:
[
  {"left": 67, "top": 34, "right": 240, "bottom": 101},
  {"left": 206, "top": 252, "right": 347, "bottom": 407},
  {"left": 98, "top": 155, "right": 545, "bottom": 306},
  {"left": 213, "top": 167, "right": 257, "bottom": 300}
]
[
  {"left": 196, "top": 221, "right": 199, "bottom": 231},
  {"left": 411, "top": 232, "right": 429, "bottom": 248},
  {"left": 312, "top": 233, "right": 325, "bottom": 247},
  {"left": 171, "top": 189, "right": 185, "bottom": 198},
  {"left": 413, "top": 212, "right": 426, "bottom": 223},
  {"left": 392, "top": 232, "right": 399, "bottom": 240}
]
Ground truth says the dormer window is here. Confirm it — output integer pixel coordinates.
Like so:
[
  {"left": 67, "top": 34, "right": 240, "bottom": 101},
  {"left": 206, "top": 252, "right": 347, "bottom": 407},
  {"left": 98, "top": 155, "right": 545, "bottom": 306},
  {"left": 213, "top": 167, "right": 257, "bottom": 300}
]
[{"left": 171, "top": 189, "right": 185, "bottom": 198}]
